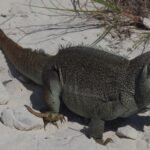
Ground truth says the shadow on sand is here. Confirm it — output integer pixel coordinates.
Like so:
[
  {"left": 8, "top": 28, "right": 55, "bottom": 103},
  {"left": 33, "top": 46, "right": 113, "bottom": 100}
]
[{"left": 5, "top": 62, "right": 150, "bottom": 137}]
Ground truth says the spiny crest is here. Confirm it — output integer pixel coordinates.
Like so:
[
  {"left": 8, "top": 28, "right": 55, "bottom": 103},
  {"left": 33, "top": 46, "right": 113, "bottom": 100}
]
[
  {"left": 58, "top": 43, "right": 86, "bottom": 52},
  {"left": 58, "top": 43, "right": 106, "bottom": 52},
  {"left": 33, "top": 48, "right": 48, "bottom": 56}
]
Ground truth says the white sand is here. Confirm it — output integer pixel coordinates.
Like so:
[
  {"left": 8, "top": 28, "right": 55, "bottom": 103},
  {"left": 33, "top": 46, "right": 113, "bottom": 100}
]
[{"left": 0, "top": 0, "right": 150, "bottom": 150}]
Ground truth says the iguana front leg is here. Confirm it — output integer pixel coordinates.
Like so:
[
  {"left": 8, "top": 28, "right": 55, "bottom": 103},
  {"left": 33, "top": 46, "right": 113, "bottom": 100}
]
[
  {"left": 25, "top": 68, "right": 65, "bottom": 127},
  {"left": 88, "top": 118, "right": 113, "bottom": 145}
]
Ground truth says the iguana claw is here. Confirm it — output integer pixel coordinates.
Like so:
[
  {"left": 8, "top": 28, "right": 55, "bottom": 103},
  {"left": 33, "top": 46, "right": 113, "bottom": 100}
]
[
  {"left": 95, "top": 138, "right": 113, "bottom": 145},
  {"left": 24, "top": 105, "right": 65, "bottom": 127}
]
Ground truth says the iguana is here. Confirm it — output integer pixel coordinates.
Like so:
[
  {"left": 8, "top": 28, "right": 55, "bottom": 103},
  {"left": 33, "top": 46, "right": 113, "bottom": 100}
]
[{"left": 0, "top": 28, "right": 150, "bottom": 145}]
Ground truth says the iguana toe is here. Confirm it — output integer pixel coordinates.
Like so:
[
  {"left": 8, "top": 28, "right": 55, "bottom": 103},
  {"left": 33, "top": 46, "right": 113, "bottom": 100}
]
[{"left": 95, "top": 138, "right": 113, "bottom": 145}]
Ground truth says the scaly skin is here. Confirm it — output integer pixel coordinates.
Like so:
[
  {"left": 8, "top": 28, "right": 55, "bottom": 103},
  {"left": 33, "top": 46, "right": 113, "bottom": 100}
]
[
  {"left": 0, "top": 29, "right": 50, "bottom": 84},
  {"left": 1, "top": 28, "right": 150, "bottom": 145}
]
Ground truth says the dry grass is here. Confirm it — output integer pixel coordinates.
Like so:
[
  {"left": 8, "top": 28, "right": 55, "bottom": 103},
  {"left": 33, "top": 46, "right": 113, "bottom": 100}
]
[
  {"left": 111, "top": 0, "right": 150, "bottom": 51},
  {"left": 76, "top": 0, "right": 150, "bottom": 47},
  {"left": 113, "top": 0, "right": 150, "bottom": 17},
  {"left": 20, "top": 0, "right": 150, "bottom": 49}
]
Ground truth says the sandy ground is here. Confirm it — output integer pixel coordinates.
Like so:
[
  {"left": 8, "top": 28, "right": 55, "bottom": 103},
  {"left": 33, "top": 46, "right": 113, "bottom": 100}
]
[{"left": 0, "top": 0, "right": 150, "bottom": 150}]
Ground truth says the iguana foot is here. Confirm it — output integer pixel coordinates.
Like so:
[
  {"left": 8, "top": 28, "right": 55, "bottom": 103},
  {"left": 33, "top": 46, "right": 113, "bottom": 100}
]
[
  {"left": 95, "top": 138, "right": 113, "bottom": 145},
  {"left": 24, "top": 105, "right": 65, "bottom": 128}
]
